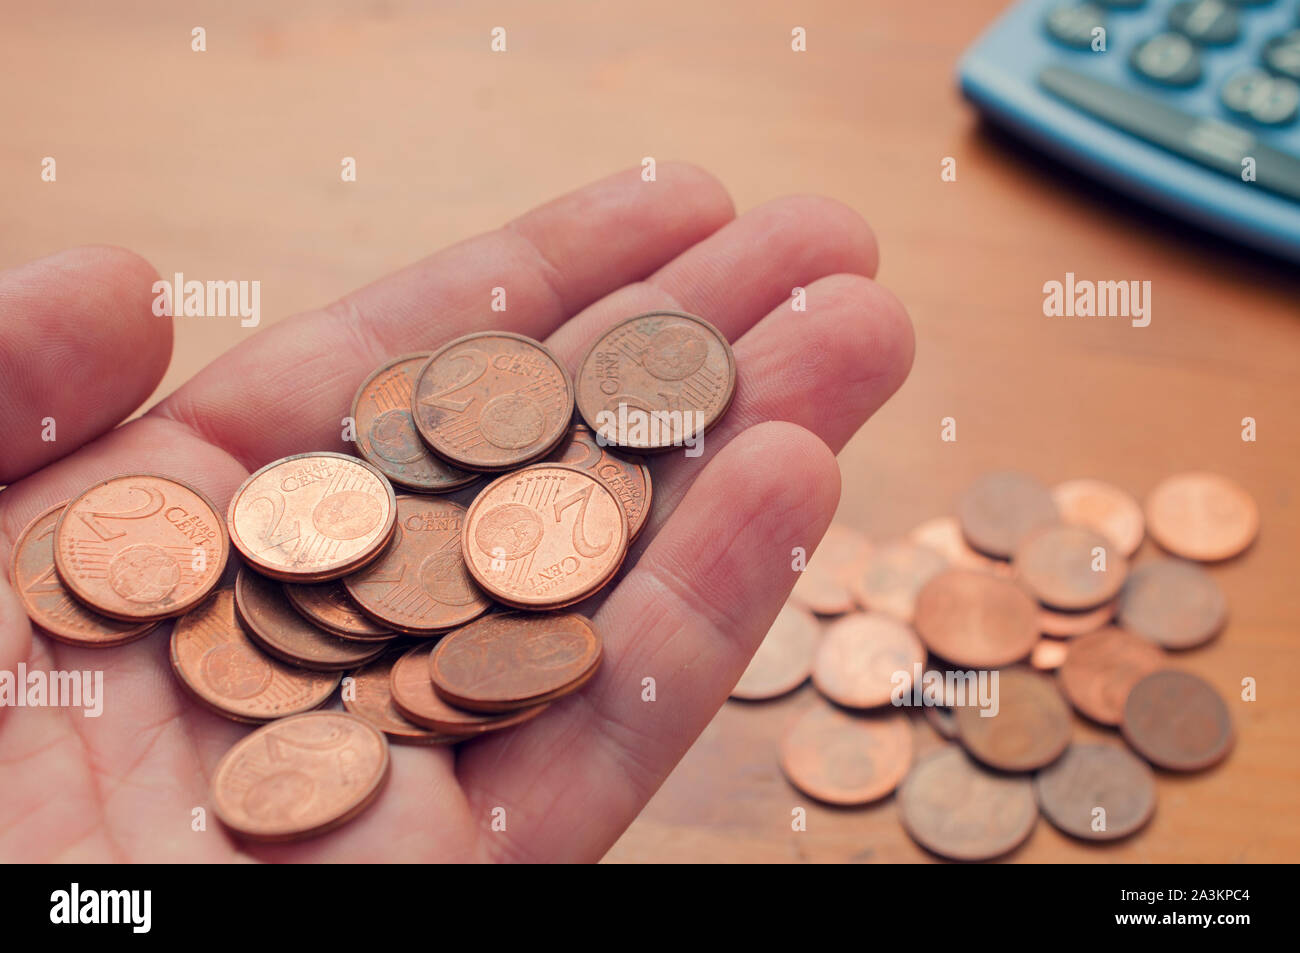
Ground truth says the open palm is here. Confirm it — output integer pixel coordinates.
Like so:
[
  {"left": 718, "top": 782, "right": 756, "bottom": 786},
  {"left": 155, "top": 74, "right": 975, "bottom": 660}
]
[{"left": 0, "top": 165, "right": 912, "bottom": 862}]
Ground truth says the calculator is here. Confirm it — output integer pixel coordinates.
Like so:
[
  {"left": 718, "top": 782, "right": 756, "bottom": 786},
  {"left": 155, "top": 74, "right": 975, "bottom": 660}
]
[{"left": 959, "top": 0, "right": 1300, "bottom": 262}]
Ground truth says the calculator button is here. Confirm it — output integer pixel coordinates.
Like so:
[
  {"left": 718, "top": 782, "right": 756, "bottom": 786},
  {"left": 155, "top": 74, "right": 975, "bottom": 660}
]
[
  {"left": 1038, "top": 65, "right": 1300, "bottom": 201},
  {"left": 1045, "top": 3, "right": 1108, "bottom": 49},
  {"left": 1169, "top": 0, "right": 1240, "bottom": 45},
  {"left": 1130, "top": 33, "right": 1204, "bottom": 85},
  {"left": 1221, "top": 68, "right": 1300, "bottom": 123},
  {"left": 1262, "top": 30, "right": 1300, "bottom": 80}
]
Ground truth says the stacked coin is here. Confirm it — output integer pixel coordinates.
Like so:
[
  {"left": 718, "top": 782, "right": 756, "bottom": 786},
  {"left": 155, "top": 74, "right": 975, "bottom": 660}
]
[
  {"left": 11, "top": 313, "right": 737, "bottom": 843},
  {"left": 748, "top": 469, "right": 1255, "bottom": 861}
]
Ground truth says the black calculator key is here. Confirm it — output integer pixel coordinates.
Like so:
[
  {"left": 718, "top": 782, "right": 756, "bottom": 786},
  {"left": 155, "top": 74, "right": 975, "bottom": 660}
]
[
  {"left": 1221, "top": 68, "right": 1300, "bottom": 123},
  {"left": 1046, "top": 3, "right": 1107, "bottom": 49},
  {"left": 1038, "top": 65, "right": 1300, "bottom": 201},
  {"left": 1262, "top": 30, "right": 1300, "bottom": 80},
  {"left": 1169, "top": 0, "right": 1240, "bottom": 45},
  {"left": 1130, "top": 33, "right": 1204, "bottom": 85}
]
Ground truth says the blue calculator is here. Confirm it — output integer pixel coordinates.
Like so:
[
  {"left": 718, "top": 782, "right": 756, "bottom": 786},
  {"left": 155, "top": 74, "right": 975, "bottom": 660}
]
[{"left": 959, "top": 0, "right": 1300, "bottom": 262}]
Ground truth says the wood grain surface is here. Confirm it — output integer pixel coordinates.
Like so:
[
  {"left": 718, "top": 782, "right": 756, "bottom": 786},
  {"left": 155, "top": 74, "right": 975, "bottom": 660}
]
[{"left": 3, "top": 0, "right": 1297, "bottom": 862}]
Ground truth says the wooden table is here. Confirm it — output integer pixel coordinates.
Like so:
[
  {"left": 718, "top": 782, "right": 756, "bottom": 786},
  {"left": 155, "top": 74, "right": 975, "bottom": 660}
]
[{"left": 3, "top": 0, "right": 1297, "bottom": 862}]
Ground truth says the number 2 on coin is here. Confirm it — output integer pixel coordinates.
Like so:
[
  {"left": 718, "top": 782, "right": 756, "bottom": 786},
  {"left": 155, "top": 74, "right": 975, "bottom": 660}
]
[
  {"left": 419, "top": 349, "right": 488, "bottom": 414},
  {"left": 75, "top": 484, "right": 165, "bottom": 541},
  {"left": 554, "top": 484, "right": 611, "bottom": 558}
]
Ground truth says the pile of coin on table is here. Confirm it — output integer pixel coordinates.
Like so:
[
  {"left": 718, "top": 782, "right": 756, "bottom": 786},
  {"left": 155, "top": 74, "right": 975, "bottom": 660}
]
[
  {"left": 735, "top": 470, "right": 1257, "bottom": 860},
  {"left": 10, "top": 311, "right": 737, "bottom": 842}
]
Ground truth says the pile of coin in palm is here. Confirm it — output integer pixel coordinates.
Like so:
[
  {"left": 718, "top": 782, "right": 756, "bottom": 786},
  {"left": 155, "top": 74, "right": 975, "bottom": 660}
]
[
  {"left": 10, "top": 312, "right": 736, "bottom": 841},
  {"left": 735, "top": 470, "right": 1257, "bottom": 861}
]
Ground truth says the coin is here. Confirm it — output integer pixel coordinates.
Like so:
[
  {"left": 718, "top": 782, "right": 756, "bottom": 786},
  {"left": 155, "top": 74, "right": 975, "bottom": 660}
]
[
  {"left": 282, "top": 580, "right": 393, "bottom": 641},
  {"left": 1038, "top": 599, "right": 1116, "bottom": 638},
  {"left": 343, "top": 496, "right": 490, "bottom": 634},
  {"left": 461, "top": 463, "right": 628, "bottom": 609},
  {"left": 227, "top": 452, "right": 397, "bottom": 582},
  {"left": 1145, "top": 472, "right": 1258, "bottom": 562},
  {"left": 1121, "top": 670, "right": 1233, "bottom": 771},
  {"left": 1034, "top": 744, "right": 1157, "bottom": 841},
  {"left": 1058, "top": 625, "right": 1166, "bottom": 726},
  {"left": 52, "top": 474, "right": 229, "bottom": 621},
  {"left": 957, "top": 471, "right": 1059, "bottom": 559},
  {"left": 1052, "top": 478, "right": 1144, "bottom": 557},
  {"left": 913, "top": 569, "right": 1039, "bottom": 668},
  {"left": 1013, "top": 524, "right": 1128, "bottom": 610},
  {"left": 235, "top": 567, "right": 389, "bottom": 671},
  {"left": 778, "top": 703, "right": 912, "bottom": 805},
  {"left": 343, "top": 652, "right": 461, "bottom": 744},
  {"left": 789, "top": 524, "right": 872, "bottom": 615},
  {"left": 908, "top": 516, "right": 1012, "bottom": 576},
  {"left": 547, "top": 423, "right": 653, "bottom": 541},
  {"left": 171, "top": 589, "right": 340, "bottom": 723},
  {"left": 1116, "top": 559, "right": 1226, "bottom": 649},
  {"left": 954, "top": 667, "right": 1072, "bottom": 772},
  {"left": 351, "top": 352, "right": 477, "bottom": 492},
  {"left": 389, "top": 642, "right": 547, "bottom": 735},
  {"left": 897, "top": 746, "right": 1038, "bottom": 861},
  {"left": 812, "top": 612, "right": 926, "bottom": 709},
  {"left": 211, "top": 710, "right": 390, "bottom": 842},
  {"left": 574, "top": 311, "right": 736, "bottom": 452},
  {"left": 429, "top": 611, "right": 602, "bottom": 712},
  {"left": 1030, "top": 638, "right": 1069, "bottom": 671},
  {"left": 731, "top": 603, "right": 821, "bottom": 700},
  {"left": 411, "top": 331, "right": 573, "bottom": 471},
  {"left": 10, "top": 503, "right": 158, "bottom": 647},
  {"left": 848, "top": 541, "right": 948, "bottom": 622}
]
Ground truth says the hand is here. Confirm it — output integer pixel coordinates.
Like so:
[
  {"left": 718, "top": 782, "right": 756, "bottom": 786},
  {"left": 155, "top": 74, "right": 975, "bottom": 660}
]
[{"left": 0, "top": 164, "right": 912, "bottom": 862}]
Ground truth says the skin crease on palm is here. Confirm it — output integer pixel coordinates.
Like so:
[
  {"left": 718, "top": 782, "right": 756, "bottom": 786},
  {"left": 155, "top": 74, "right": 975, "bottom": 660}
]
[{"left": 0, "top": 163, "right": 913, "bottom": 863}]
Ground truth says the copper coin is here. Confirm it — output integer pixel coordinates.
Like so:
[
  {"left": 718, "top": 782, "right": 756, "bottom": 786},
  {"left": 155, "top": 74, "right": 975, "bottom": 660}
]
[
  {"left": 547, "top": 423, "right": 653, "bottom": 541},
  {"left": 575, "top": 311, "right": 736, "bottom": 452},
  {"left": 211, "top": 710, "right": 390, "bottom": 842},
  {"left": 1014, "top": 524, "right": 1128, "bottom": 611},
  {"left": 10, "top": 503, "right": 157, "bottom": 647},
  {"left": 227, "top": 452, "right": 398, "bottom": 582},
  {"left": 1030, "top": 638, "right": 1069, "bottom": 671},
  {"left": 1038, "top": 599, "right": 1116, "bottom": 638},
  {"left": 898, "top": 746, "right": 1038, "bottom": 861},
  {"left": 235, "top": 567, "right": 389, "bottom": 671},
  {"left": 53, "top": 474, "right": 228, "bottom": 621},
  {"left": 1122, "top": 670, "right": 1233, "bottom": 771},
  {"left": 343, "top": 496, "right": 490, "bottom": 634},
  {"left": 849, "top": 541, "right": 948, "bottom": 622},
  {"left": 913, "top": 569, "right": 1039, "bottom": 668},
  {"left": 1052, "top": 478, "right": 1145, "bottom": 557},
  {"left": 1116, "top": 559, "right": 1226, "bottom": 649},
  {"left": 461, "top": 463, "right": 628, "bottom": 609},
  {"left": 343, "top": 652, "right": 461, "bottom": 745},
  {"left": 282, "top": 580, "right": 393, "bottom": 642},
  {"left": 171, "top": 588, "right": 340, "bottom": 723},
  {"left": 812, "top": 612, "right": 926, "bottom": 709},
  {"left": 779, "top": 703, "right": 913, "bottom": 805},
  {"left": 957, "top": 471, "right": 1059, "bottom": 560},
  {"left": 411, "top": 331, "right": 573, "bottom": 472},
  {"left": 789, "top": 524, "right": 872, "bottom": 615},
  {"left": 1058, "top": 625, "right": 1166, "bottom": 726},
  {"left": 429, "top": 611, "right": 602, "bottom": 712},
  {"left": 351, "top": 352, "right": 477, "bottom": 492},
  {"left": 954, "top": 667, "right": 1072, "bottom": 772},
  {"left": 731, "top": 603, "right": 821, "bottom": 700},
  {"left": 908, "top": 516, "right": 1012, "bottom": 577},
  {"left": 1034, "top": 744, "right": 1157, "bottom": 841},
  {"left": 389, "top": 642, "right": 547, "bottom": 735},
  {"left": 1145, "top": 471, "right": 1258, "bottom": 562}
]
